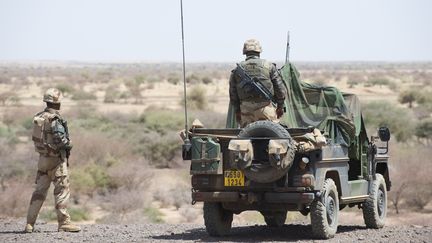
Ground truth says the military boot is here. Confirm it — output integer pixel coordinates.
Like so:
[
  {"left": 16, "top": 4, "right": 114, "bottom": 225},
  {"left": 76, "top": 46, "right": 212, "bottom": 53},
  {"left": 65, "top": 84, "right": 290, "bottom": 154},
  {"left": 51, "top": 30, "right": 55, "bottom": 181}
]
[
  {"left": 58, "top": 223, "right": 81, "bottom": 232},
  {"left": 24, "top": 223, "right": 34, "bottom": 233}
]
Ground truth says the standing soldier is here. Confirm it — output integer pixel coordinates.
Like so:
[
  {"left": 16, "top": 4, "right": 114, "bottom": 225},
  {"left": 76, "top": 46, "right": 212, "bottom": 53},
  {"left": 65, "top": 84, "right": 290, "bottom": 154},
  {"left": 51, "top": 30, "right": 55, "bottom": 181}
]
[
  {"left": 25, "top": 88, "right": 80, "bottom": 233},
  {"left": 229, "top": 39, "right": 286, "bottom": 127}
]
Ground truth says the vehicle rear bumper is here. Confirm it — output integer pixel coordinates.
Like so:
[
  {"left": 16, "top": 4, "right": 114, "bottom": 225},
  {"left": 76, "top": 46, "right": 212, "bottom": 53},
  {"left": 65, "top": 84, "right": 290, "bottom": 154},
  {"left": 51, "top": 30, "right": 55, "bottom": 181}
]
[{"left": 192, "top": 191, "right": 315, "bottom": 204}]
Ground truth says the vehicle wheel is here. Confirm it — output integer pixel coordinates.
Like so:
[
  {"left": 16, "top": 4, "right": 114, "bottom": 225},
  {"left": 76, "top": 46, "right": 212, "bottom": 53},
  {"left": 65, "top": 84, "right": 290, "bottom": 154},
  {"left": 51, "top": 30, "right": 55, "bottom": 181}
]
[
  {"left": 362, "top": 174, "right": 387, "bottom": 228},
  {"left": 310, "top": 178, "right": 339, "bottom": 239},
  {"left": 203, "top": 202, "right": 233, "bottom": 236},
  {"left": 239, "top": 120, "right": 295, "bottom": 183},
  {"left": 261, "top": 211, "right": 287, "bottom": 227}
]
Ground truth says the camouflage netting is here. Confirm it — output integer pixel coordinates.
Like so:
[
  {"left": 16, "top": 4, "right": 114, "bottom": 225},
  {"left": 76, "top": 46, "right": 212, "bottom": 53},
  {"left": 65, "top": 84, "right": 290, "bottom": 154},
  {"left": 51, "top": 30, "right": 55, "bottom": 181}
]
[{"left": 226, "top": 63, "right": 369, "bottom": 159}]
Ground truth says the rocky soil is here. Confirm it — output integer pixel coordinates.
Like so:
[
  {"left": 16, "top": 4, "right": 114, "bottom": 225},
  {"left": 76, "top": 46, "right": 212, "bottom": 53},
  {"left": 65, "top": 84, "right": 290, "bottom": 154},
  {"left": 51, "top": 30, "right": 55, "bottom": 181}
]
[{"left": 0, "top": 218, "right": 430, "bottom": 243}]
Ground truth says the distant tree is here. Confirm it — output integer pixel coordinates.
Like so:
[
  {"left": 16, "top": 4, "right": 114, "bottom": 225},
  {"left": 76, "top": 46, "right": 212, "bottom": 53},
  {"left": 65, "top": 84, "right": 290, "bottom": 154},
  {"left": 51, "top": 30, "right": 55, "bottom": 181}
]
[
  {"left": 201, "top": 76, "right": 213, "bottom": 85},
  {"left": 167, "top": 76, "right": 180, "bottom": 85},
  {"left": 347, "top": 80, "right": 359, "bottom": 88},
  {"left": 398, "top": 90, "right": 418, "bottom": 108}
]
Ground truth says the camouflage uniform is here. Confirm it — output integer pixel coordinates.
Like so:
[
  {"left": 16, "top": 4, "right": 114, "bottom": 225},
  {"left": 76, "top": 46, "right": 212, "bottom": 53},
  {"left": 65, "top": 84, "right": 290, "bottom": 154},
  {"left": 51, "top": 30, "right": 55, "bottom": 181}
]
[
  {"left": 25, "top": 88, "right": 80, "bottom": 233},
  {"left": 229, "top": 39, "right": 286, "bottom": 127}
]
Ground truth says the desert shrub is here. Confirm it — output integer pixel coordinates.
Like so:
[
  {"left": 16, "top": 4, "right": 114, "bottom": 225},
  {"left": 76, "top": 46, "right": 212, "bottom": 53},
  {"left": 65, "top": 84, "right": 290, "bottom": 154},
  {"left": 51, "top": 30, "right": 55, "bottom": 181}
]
[
  {"left": 202, "top": 76, "right": 213, "bottom": 84},
  {"left": 20, "top": 117, "right": 34, "bottom": 130},
  {"left": 167, "top": 76, "right": 180, "bottom": 85},
  {"left": 134, "top": 75, "right": 146, "bottom": 85},
  {"left": 388, "top": 81, "right": 398, "bottom": 92},
  {"left": 153, "top": 184, "right": 190, "bottom": 209},
  {"left": 179, "top": 205, "right": 200, "bottom": 223},
  {"left": 40, "top": 209, "right": 57, "bottom": 221},
  {"left": 70, "top": 163, "right": 112, "bottom": 196},
  {"left": 108, "top": 163, "right": 152, "bottom": 191},
  {"left": 363, "top": 101, "right": 415, "bottom": 142},
  {"left": 184, "top": 85, "right": 207, "bottom": 110},
  {"left": 415, "top": 118, "right": 432, "bottom": 143},
  {"left": 416, "top": 90, "right": 432, "bottom": 105},
  {"left": 70, "top": 129, "right": 132, "bottom": 166},
  {"left": 405, "top": 183, "right": 432, "bottom": 210},
  {"left": 0, "top": 91, "right": 20, "bottom": 106},
  {"left": 139, "top": 132, "right": 180, "bottom": 168},
  {"left": 104, "top": 190, "right": 145, "bottom": 219},
  {"left": 69, "top": 207, "right": 90, "bottom": 221},
  {"left": 388, "top": 144, "right": 432, "bottom": 212},
  {"left": 71, "top": 90, "right": 97, "bottom": 101},
  {"left": 143, "top": 207, "right": 164, "bottom": 223},
  {"left": 0, "top": 182, "right": 33, "bottom": 217},
  {"left": 104, "top": 86, "right": 120, "bottom": 103},
  {"left": 186, "top": 74, "right": 200, "bottom": 84},
  {"left": 55, "top": 82, "right": 75, "bottom": 96},
  {"left": 135, "top": 110, "right": 183, "bottom": 134}
]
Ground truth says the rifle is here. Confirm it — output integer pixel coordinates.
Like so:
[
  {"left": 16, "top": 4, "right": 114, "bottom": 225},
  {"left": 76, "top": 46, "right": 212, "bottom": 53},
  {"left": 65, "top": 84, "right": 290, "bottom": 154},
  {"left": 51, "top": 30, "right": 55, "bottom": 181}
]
[
  {"left": 61, "top": 120, "right": 72, "bottom": 167},
  {"left": 235, "top": 64, "right": 274, "bottom": 103}
]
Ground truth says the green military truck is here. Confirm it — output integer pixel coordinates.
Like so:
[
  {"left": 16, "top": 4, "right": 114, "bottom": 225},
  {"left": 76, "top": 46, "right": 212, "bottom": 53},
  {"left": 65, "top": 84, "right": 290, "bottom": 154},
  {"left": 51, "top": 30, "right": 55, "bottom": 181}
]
[{"left": 182, "top": 63, "right": 391, "bottom": 239}]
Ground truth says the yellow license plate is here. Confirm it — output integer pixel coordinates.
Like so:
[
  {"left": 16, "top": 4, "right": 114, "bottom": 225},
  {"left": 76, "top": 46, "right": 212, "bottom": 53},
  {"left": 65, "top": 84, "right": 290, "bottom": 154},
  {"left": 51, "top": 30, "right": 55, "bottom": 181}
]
[{"left": 224, "top": 170, "right": 245, "bottom": 187}]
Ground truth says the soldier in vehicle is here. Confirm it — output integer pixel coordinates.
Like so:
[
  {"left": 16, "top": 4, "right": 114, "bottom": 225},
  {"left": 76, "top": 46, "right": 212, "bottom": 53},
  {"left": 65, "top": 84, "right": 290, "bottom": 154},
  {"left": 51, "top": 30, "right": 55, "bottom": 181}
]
[
  {"left": 24, "top": 88, "right": 80, "bottom": 233},
  {"left": 229, "top": 39, "right": 286, "bottom": 127}
]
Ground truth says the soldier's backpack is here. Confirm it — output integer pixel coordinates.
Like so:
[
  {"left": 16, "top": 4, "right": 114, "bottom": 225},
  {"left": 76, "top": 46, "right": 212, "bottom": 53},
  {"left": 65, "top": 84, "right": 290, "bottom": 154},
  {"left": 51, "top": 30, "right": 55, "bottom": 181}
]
[{"left": 32, "top": 111, "right": 59, "bottom": 156}]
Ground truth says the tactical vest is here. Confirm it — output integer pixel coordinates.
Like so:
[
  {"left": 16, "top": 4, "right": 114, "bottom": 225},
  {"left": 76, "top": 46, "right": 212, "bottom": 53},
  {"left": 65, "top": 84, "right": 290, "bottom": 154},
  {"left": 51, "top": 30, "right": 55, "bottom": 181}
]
[
  {"left": 32, "top": 111, "right": 61, "bottom": 157},
  {"left": 236, "top": 58, "right": 274, "bottom": 102}
]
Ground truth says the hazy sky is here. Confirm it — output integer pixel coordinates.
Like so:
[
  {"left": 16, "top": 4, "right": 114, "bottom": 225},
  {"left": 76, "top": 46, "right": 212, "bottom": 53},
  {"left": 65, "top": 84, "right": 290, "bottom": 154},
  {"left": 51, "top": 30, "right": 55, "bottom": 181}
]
[{"left": 0, "top": 0, "right": 431, "bottom": 62}]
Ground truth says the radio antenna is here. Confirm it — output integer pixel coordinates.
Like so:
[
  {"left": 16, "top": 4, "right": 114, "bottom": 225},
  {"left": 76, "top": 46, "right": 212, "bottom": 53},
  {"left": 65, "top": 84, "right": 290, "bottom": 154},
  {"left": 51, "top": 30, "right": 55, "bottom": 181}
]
[
  {"left": 285, "top": 31, "right": 290, "bottom": 64},
  {"left": 180, "top": 0, "right": 189, "bottom": 142}
]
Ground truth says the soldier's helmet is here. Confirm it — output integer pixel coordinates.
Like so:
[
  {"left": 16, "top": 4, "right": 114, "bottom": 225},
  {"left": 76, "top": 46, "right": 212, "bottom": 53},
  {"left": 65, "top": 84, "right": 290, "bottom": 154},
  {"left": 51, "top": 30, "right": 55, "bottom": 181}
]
[
  {"left": 43, "top": 88, "right": 62, "bottom": 104},
  {"left": 243, "top": 39, "right": 262, "bottom": 55}
]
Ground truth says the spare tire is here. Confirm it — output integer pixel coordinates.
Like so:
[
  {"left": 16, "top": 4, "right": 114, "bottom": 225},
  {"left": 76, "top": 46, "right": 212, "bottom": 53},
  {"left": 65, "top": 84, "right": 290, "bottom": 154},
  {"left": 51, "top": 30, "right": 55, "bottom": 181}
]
[{"left": 238, "top": 121, "right": 295, "bottom": 183}]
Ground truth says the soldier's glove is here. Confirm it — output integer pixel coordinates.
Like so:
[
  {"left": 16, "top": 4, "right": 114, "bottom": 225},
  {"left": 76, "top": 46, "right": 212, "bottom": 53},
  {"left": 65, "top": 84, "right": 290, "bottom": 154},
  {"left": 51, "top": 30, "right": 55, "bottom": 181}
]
[
  {"left": 235, "top": 111, "right": 242, "bottom": 123},
  {"left": 276, "top": 106, "right": 284, "bottom": 118}
]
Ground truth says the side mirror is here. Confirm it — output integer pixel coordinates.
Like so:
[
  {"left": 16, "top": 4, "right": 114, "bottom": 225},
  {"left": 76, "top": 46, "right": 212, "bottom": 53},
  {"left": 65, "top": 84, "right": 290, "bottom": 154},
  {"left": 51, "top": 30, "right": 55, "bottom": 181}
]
[{"left": 378, "top": 127, "right": 390, "bottom": 142}]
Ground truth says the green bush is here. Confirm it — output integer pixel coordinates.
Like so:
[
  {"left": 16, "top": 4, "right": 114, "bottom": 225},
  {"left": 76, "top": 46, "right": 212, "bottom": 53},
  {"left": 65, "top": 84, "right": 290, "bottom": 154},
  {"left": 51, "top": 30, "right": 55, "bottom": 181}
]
[
  {"left": 70, "top": 163, "right": 112, "bottom": 195},
  {"left": 20, "top": 117, "right": 34, "bottom": 130},
  {"left": 415, "top": 118, "right": 432, "bottom": 142},
  {"left": 135, "top": 110, "right": 184, "bottom": 134},
  {"left": 55, "top": 83, "right": 75, "bottom": 96},
  {"left": 69, "top": 207, "right": 89, "bottom": 221},
  {"left": 40, "top": 209, "right": 57, "bottom": 221},
  {"left": 138, "top": 132, "right": 180, "bottom": 168},
  {"left": 363, "top": 101, "right": 415, "bottom": 142},
  {"left": 143, "top": 207, "right": 164, "bottom": 223}
]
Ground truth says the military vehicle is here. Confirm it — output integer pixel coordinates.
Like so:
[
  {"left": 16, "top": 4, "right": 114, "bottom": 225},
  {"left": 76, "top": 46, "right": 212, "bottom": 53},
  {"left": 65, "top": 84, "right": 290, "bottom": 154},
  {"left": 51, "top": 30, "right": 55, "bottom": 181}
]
[{"left": 181, "top": 63, "right": 391, "bottom": 239}]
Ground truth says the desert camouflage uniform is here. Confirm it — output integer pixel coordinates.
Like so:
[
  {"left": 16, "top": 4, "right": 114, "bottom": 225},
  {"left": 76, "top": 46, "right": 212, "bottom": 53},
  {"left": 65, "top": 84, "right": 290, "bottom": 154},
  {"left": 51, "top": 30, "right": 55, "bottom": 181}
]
[
  {"left": 229, "top": 39, "right": 286, "bottom": 127},
  {"left": 25, "top": 88, "right": 79, "bottom": 233}
]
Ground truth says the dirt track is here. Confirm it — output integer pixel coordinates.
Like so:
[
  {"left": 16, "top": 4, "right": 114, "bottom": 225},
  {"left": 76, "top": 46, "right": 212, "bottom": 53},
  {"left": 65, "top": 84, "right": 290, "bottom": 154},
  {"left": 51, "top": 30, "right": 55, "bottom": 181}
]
[{"left": 1, "top": 218, "right": 430, "bottom": 243}]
